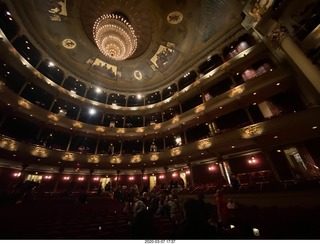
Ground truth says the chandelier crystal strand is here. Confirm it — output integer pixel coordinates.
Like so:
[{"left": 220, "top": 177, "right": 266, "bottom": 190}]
[{"left": 93, "top": 14, "right": 137, "bottom": 61}]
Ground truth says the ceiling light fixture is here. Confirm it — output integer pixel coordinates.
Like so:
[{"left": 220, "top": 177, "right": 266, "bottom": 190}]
[{"left": 93, "top": 13, "right": 137, "bottom": 61}]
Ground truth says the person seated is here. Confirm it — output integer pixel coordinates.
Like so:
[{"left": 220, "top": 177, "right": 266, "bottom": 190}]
[{"left": 227, "top": 198, "right": 237, "bottom": 210}]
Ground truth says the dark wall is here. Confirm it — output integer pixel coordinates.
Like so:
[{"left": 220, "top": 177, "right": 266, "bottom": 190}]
[
  {"left": 305, "top": 138, "right": 320, "bottom": 168},
  {"left": 0, "top": 167, "right": 18, "bottom": 192},
  {"left": 228, "top": 152, "right": 271, "bottom": 175},
  {"left": 192, "top": 163, "right": 224, "bottom": 186},
  {"left": 268, "top": 149, "right": 294, "bottom": 181}
]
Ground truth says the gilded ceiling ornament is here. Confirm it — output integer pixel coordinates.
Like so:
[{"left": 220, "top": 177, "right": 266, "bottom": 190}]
[
  {"left": 195, "top": 104, "right": 205, "bottom": 113},
  {"left": 88, "top": 155, "right": 100, "bottom": 163},
  {"left": 131, "top": 155, "right": 142, "bottom": 163},
  {"left": 135, "top": 127, "right": 144, "bottom": 133},
  {"left": 73, "top": 121, "right": 83, "bottom": 128},
  {"left": 96, "top": 126, "right": 105, "bottom": 132},
  {"left": 167, "top": 11, "right": 183, "bottom": 24},
  {"left": 171, "top": 147, "right": 181, "bottom": 156},
  {"left": 48, "top": 114, "right": 59, "bottom": 121},
  {"left": 62, "top": 152, "right": 75, "bottom": 161},
  {"left": 18, "top": 99, "right": 31, "bottom": 109},
  {"left": 133, "top": 70, "right": 143, "bottom": 80},
  {"left": 241, "top": 124, "right": 264, "bottom": 138},
  {"left": 32, "top": 147, "right": 48, "bottom": 158},
  {"left": 116, "top": 128, "right": 125, "bottom": 133},
  {"left": 110, "top": 156, "right": 121, "bottom": 164},
  {"left": 267, "top": 24, "right": 289, "bottom": 49},
  {"left": 197, "top": 139, "right": 212, "bottom": 150},
  {"left": 228, "top": 85, "right": 245, "bottom": 97},
  {"left": 62, "top": 39, "right": 76, "bottom": 49},
  {"left": 249, "top": 0, "right": 270, "bottom": 22},
  {"left": 0, "top": 138, "right": 17, "bottom": 151},
  {"left": 150, "top": 153, "right": 159, "bottom": 161}
]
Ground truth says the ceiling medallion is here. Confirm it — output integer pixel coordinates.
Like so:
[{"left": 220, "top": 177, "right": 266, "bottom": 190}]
[
  {"left": 167, "top": 11, "right": 183, "bottom": 24},
  {"left": 62, "top": 39, "right": 77, "bottom": 49},
  {"left": 93, "top": 13, "right": 137, "bottom": 61}
]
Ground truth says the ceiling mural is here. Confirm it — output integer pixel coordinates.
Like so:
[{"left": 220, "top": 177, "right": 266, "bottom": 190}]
[{"left": 150, "top": 42, "right": 178, "bottom": 72}]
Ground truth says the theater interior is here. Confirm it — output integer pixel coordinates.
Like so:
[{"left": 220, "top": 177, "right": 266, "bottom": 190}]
[{"left": 0, "top": 0, "right": 320, "bottom": 240}]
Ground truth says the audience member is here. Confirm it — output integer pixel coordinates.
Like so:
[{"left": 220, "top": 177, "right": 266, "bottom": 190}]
[
  {"left": 216, "top": 189, "right": 229, "bottom": 230},
  {"left": 174, "top": 198, "right": 218, "bottom": 239}
]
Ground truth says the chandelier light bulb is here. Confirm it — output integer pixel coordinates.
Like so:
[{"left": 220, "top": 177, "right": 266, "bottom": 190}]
[{"left": 93, "top": 14, "right": 137, "bottom": 61}]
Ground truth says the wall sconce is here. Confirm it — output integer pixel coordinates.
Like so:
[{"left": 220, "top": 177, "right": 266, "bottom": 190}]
[
  {"left": 13, "top": 172, "right": 21, "bottom": 177},
  {"left": 248, "top": 156, "right": 257, "bottom": 164},
  {"left": 208, "top": 166, "right": 216, "bottom": 171}
]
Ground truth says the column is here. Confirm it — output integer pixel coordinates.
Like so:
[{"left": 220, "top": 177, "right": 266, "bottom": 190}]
[
  {"left": 244, "top": 107, "right": 254, "bottom": 124},
  {"left": 116, "top": 169, "right": 120, "bottom": 188},
  {"left": 53, "top": 166, "right": 64, "bottom": 193},
  {"left": 66, "top": 135, "right": 73, "bottom": 151},
  {"left": 140, "top": 167, "right": 145, "bottom": 190},
  {"left": 267, "top": 23, "right": 320, "bottom": 93},
  {"left": 18, "top": 163, "right": 29, "bottom": 184},
  {"left": 86, "top": 168, "right": 94, "bottom": 193},
  {"left": 182, "top": 129, "right": 187, "bottom": 144},
  {"left": 261, "top": 148, "right": 281, "bottom": 182},
  {"left": 164, "top": 165, "right": 168, "bottom": 186},
  {"left": 94, "top": 139, "right": 99, "bottom": 154},
  {"left": 187, "top": 162, "right": 195, "bottom": 188},
  {"left": 18, "top": 81, "right": 29, "bottom": 96},
  {"left": 0, "top": 114, "right": 7, "bottom": 128}
]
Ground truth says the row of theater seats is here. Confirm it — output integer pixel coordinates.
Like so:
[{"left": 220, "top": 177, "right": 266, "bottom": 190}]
[
  {"left": 0, "top": 196, "right": 175, "bottom": 239},
  {"left": 1, "top": 192, "right": 320, "bottom": 239}
]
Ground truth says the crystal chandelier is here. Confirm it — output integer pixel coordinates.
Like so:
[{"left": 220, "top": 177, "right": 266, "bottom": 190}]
[{"left": 93, "top": 13, "right": 137, "bottom": 61}]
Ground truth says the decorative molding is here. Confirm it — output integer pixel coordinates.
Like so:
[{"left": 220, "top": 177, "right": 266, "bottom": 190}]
[{"left": 267, "top": 24, "right": 289, "bottom": 49}]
